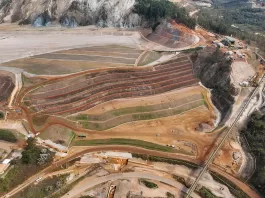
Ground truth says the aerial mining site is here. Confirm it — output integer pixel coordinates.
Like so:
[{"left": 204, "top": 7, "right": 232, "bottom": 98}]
[{"left": 0, "top": 0, "right": 265, "bottom": 198}]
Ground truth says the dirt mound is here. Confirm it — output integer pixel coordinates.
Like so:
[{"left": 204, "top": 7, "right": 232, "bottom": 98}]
[{"left": 141, "top": 21, "right": 199, "bottom": 49}]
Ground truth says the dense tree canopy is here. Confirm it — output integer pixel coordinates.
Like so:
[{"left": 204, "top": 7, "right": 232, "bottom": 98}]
[
  {"left": 197, "top": 8, "right": 265, "bottom": 54},
  {"left": 22, "top": 138, "right": 53, "bottom": 165},
  {"left": 242, "top": 112, "right": 265, "bottom": 195},
  {"left": 133, "top": 0, "right": 196, "bottom": 29},
  {"left": 0, "top": 129, "right": 17, "bottom": 143},
  {"left": 0, "top": 112, "right": 4, "bottom": 119},
  {"left": 223, "top": 8, "right": 265, "bottom": 30}
]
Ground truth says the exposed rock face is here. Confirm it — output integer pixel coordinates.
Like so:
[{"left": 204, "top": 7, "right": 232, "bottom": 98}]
[
  {"left": 191, "top": 47, "right": 236, "bottom": 122},
  {"left": 0, "top": 0, "right": 141, "bottom": 27}
]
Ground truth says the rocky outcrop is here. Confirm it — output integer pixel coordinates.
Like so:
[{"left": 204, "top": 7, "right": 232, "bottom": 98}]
[
  {"left": 0, "top": 0, "right": 141, "bottom": 27},
  {"left": 191, "top": 47, "right": 237, "bottom": 122}
]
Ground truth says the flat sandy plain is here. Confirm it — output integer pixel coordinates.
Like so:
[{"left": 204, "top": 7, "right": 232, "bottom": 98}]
[{"left": 0, "top": 24, "right": 140, "bottom": 65}]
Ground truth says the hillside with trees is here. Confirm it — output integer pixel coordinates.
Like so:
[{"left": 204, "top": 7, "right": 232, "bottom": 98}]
[
  {"left": 198, "top": 8, "right": 265, "bottom": 54},
  {"left": 133, "top": 0, "right": 196, "bottom": 29},
  {"left": 0, "top": 129, "right": 17, "bottom": 143},
  {"left": 191, "top": 48, "right": 236, "bottom": 122},
  {"left": 241, "top": 112, "right": 265, "bottom": 196}
]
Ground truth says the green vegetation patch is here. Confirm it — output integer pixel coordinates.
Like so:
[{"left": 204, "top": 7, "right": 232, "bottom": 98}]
[
  {"left": 12, "top": 175, "right": 68, "bottom": 198},
  {"left": 241, "top": 112, "right": 265, "bottom": 196},
  {"left": 133, "top": 0, "right": 196, "bottom": 29},
  {"left": 74, "top": 139, "right": 174, "bottom": 153},
  {"left": 191, "top": 48, "right": 235, "bottom": 121},
  {"left": 72, "top": 95, "right": 203, "bottom": 122},
  {"left": 132, "top": 153, "right": 199, "bottom": 169},
  {"left": 77, "top": 99, "right": 204, "bottom": 131},
  {"left": 181, "top": 46, "right": 204, "bottom": 53},
  {"left": 0, "top": 129, "right": 17, "bottom": 143},
  {"left": 0, "top": 139, "right": 54, "bottom": 196},
  {"left": 199, "top": 187, "right": 218, "bottom": 198},
  {"left": 139, "top": 179, "right": 158, "bottom": 189},
  {"left": 210, "top": 172, "right": 249, "bottom": 198},
  {"left": 172, "top": 175, "right": 188, "bottom": 188},
  {"left": 0, "top": 112, "right": 4, "bottom": 120},
  {"left": 22, "top": 138, "right": 54, "bottom": 165},
  {"left": 197, "top": 8, "right": 265, "bottom": 54},
  {"left": 166, "top": 192, "right": 175, "bottom": 198}
]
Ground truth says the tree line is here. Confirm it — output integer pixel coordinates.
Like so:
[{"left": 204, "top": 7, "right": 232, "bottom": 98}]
[
  {"left": 241, "top": 112, "right": 265, "bottom": 196},
  {"left": 197, "top": 8, "right": 265, "bottom": 54},
  {"left": 133, "top": 0, "right": 196, "bottom": 29}
]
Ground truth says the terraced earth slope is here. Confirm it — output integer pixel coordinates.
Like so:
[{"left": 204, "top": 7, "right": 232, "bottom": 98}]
[
  {"left": 3, "top": 45, "right": 145, "bottom": 75},
  {"left": 20, "top": 55, "right": 200, "bottom": 130},
  {"left": 72, "top": 94, "right": 204, "bottom": 130},
  {"left": 16, "top": 53, "right": 219, "bottom": 159},
  {"left": 141, "top": 21, "right": 199, "bottom": 49}
]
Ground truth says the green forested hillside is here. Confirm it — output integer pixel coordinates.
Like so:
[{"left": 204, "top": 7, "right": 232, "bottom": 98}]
[
  {"left": 242, "top": 112, "right": 265, "bottom": 196},
  {"left": 133, "top": 0, "right": 196, "bottom": 29}
]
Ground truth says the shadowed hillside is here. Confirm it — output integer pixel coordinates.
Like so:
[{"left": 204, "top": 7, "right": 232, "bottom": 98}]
[{"left": 191, "top": 47, "right": 236, "bottom": 122}]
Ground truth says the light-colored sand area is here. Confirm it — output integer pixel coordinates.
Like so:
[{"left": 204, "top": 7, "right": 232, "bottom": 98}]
[
  {"left": 0, "top": 121, "right": 29, "bottom": 136},
  {"left": 214, "top": 140, "right": 243, "bottom": 174},
  {"left": 62, "top": 171, "right": 191, "bottom": 198},
  {"left": 83, "top": 86, "right": 206, "bottom": 115},
  {"left": 3, "top": 58, "right": 126, "bottom": 75},
  {"left": 231, "top": 61, "right": 255, "bottom": 86},
  {"left": 0, "top": 140, "right": 15, "bottom": 153},
  {"left": 83, "top": 178, "right": 181, "bottom": 198},
  {"left": 0, "top": 24, "right": 141, "bottom": 65},
  {"left": 133, "top": 160, "right": 234, "bottom": 198}
]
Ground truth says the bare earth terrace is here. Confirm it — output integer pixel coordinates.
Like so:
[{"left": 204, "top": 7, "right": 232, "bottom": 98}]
[{"left": 2, "top": 45, "right": 146, "bottom": 75}]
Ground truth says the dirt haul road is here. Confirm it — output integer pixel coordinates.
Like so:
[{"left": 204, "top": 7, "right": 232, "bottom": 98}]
[
  {"left": 61, "top": 172, "right": 200, "bottom": 198},
  {"left": 2, "top": 146, "right": 259, "bottom": 198}
]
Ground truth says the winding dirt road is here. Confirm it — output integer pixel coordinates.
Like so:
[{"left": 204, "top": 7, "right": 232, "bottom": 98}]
[
  {"left": 61, "top": 172, "right": 200, "bottom": 198},
  {"left": 2, "top": 145, "right": 260, "bottom": 198}
]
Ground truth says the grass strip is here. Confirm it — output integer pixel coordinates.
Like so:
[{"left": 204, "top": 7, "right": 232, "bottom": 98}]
[
  {"left": 71, "top": 95, "right": 202, "bottom": 122},
  {"left": 78, "top": 100, "right": 204, "bottom": 131},
  {"left": 73, "top": 138, "right": 174, "bottom": 153},
  {"left": 0, "top": 129, "right": 17, "bottom": 143},
  {"left": 132, "top": 153, "right": 199, "bottom": 169},
  {"left": 210, "top": 172, "right": 250, "bottom": 198},
  {"left": 198, "top": 186, "right": 218, "bottom": 198}
]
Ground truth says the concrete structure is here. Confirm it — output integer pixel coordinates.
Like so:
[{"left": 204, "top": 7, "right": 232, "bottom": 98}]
[
  {"left": 80, "top": 155, "right": 105, "bottom": 164},
  {"left": 37, "top": 138, "right": 68, "bottom": 153},
  {"left": 0, "top": 159, "right": 11, "bottom": 174},
  {"left": 2, "top": 159, "right": 11, "bottom": 164},
  {"left": 96, "top": 152, "right": 132, "bottom": 159},
  {"left": 43, "top": 140, "right": 68, "bottom": 152}
]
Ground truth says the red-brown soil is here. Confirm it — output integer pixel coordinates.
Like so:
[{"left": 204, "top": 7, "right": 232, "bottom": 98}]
[
  {"left": 141, "top": 21, "right": 198, "bottom": 49},
  {"left": 23, "top": 56, "right": 198, "bottom": 116}
]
